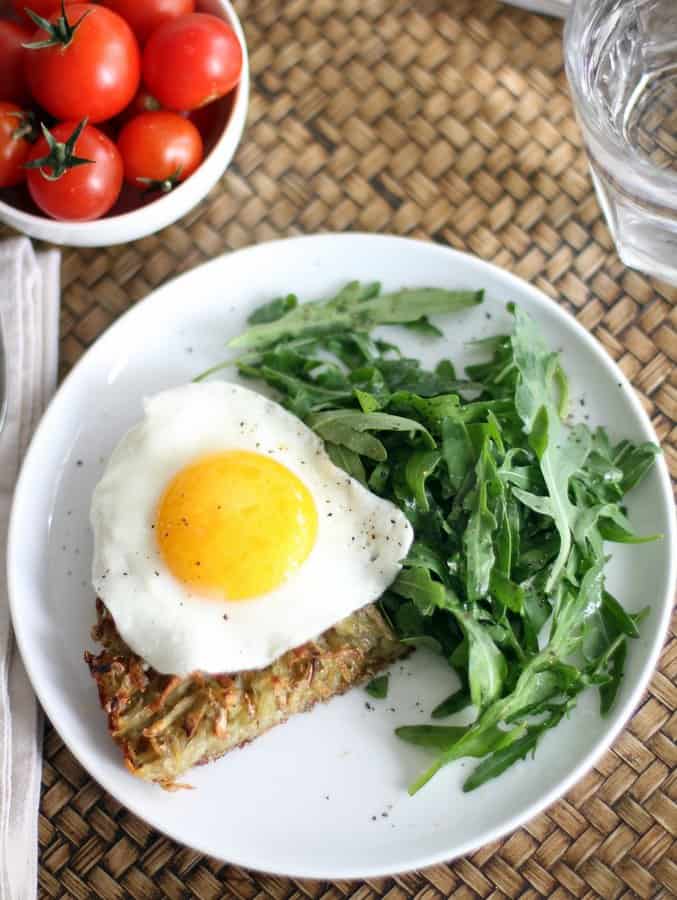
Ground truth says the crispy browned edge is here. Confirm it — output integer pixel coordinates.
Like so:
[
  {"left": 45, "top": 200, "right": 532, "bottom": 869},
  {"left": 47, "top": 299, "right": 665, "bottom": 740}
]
[{"left": 85, "top": 598, "right": 407, "bottom": 789}]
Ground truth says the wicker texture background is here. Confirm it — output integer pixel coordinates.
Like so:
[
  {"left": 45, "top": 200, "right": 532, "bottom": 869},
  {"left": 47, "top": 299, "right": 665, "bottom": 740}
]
[{"left": 1, "top": 0, "right": 676, "bottom": 897}]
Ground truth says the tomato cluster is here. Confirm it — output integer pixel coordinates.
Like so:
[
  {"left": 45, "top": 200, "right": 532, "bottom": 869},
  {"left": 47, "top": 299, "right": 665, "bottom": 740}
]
[{"left": 0, "top": 0, "right": 242, "bottom": 222}]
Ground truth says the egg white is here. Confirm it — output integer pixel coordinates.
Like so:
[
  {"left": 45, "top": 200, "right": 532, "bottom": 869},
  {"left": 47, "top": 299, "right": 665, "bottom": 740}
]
[{"left": 90, "top": 382, "right": 413, "bottom": 675}]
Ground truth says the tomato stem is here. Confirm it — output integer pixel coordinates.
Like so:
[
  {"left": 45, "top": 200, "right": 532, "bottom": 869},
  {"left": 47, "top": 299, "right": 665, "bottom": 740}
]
[
  {"left": 136, "top": 166, "right": 184, "bottom": 194},
  {"left": 5, "top": 110, "right": 38, "bottom": 144},
  {"left": 23, "top": 119, "right": 94, "bottom": 181},
  {"left": 22, "top": 0, "right": 92, "bottom": 50}
]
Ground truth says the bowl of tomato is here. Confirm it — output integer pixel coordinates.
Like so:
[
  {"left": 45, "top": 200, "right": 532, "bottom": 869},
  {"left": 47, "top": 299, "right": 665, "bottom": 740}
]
[{"left": 0, "top": 0, "right": 248, "bottom": 246}]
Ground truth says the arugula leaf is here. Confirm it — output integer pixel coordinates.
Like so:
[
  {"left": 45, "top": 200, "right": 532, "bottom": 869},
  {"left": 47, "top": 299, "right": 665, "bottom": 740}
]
[
  {"left": 431, "top": 689, "right": 472, "bottom": 718},
  {"left": 462, "top": 720, "right": 549, "bottom": 792},
  {"left": 307, "top": 410, "right": 435, "bottom": 463},
  {"left": 402, "top": 450, "right": 442, "bottom": 512},
  {"left": 490, "top": 570, "right": 524, "bottom": 613},
  {"left": 324, "top": 442, "right": 367, "bottom": 484},
  {"left": 614, "top": 441, "right": 661, "bottom": 493},
  {"left": 391, "top": 566, "right": 448, "bottom": 615},
  {"left": 395, "top": 724, "right": 469, "bottom": 749},
  {"left": 442, "top": 419, "right": 474, "bottom": 492},
  {"left": 368, "top": 462, "right": 390, "bottom": 493},
  {"left": 460, "top": 608, "right": 508, "bottom": 709},
  {"left": 229, "top": 283, "right": 483, "bottom": 352},
  {"left": 464, "top": 439, "right": 497, "bottom": 603},
  {"left": 247, "top": 293, "right": 298, "bottom": 324},
  {"left": 598, "top": 640, "right": 627, "bottom": 715},
  {"left": 549, "top": 560, "right": 605, "bottom": 658},
  {"left": 403, "top": 316, "right": 444, "bottom": 337},
  {"left": 205, "top": 282, "right": 659, "bottom": 795},
  {"left": 366, "top": 674, "right": 389, "bottom": 699},
  {"left": 518, "top": 416, "right": 592, "bottom": 592}
]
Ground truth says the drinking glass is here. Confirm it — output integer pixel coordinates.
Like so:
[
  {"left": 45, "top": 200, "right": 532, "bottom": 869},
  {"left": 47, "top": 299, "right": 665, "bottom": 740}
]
[{"left": 565, "top": 0, "right": 677, "bottom": 284}]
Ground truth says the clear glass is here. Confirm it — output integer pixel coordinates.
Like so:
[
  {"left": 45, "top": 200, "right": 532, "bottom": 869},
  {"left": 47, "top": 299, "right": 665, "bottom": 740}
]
[{"left": 565, "top": 0, "right": 677, "bottom": 284}]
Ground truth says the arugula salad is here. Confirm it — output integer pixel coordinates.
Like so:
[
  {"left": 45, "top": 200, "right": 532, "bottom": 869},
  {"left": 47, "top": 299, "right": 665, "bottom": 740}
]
[{"left": 200, "top": 281, "right": 660, "bottom": 793}]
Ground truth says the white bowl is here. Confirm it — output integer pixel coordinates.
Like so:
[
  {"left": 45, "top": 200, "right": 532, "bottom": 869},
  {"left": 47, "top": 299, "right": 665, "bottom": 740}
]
[{"left": 0, "top": 0, "right": 249, "bottom": 247}]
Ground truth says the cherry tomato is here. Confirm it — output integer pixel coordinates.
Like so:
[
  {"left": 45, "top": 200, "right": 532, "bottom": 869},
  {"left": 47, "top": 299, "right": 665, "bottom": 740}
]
[
  {"left": 24, "top": 3, "right": 140, "bottom": 124},
  {"left": 100, "top": 0, "right": 195, "bottom": 45},
  {"left": 0, "top": 102, "right": 34, "bottom": 188},
  {"left": 12, "top": 0, "right": 61, "bottom": 26},
  {"left": 0, "top": 21, "right": 33, "bottom": 106},
  {"left": 117, "top": 111, "right": 203, "bottom": 191},
  {"left": 26, "top": 120, "right": 123, "bottom": 220},
  {"left": 142, "top": 13, "right": 242, "bottom": 111},
  {"left": 115, "top": 89, "right": 162, "bottom": 129}
]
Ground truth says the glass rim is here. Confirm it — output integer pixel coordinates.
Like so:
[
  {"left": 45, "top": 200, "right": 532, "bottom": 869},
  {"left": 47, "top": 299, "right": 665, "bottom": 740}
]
[{"left": 564, "top": 0, "right": 677, "bottom": 197}]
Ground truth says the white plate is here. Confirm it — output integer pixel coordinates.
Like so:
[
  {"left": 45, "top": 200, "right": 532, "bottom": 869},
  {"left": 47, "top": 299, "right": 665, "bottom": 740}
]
[
  {"left": 504, "top": 0, "right": 568, "bottom": 16},
  {"left": 8, "top": 235, "right": 675, "bottom": 878}
]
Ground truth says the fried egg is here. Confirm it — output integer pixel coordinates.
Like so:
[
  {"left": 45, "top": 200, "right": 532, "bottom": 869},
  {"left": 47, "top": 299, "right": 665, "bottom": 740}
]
[{"left": 90, "top": 382, "right": 413, "bottom": 675}]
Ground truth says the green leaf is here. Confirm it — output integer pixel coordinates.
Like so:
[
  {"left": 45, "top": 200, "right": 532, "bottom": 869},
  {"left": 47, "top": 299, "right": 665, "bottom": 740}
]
[
  {"left": 247, "top": 294, "right": 298, "bottom": 324},
  {"left": 400, "top": 634, "right": 444, "bottom": 653},
  {"left": 204, "top": 286, "right": 661, "bottom": 795},
  {"left": 229, "top": 283, "right": 482, "bottom": 352},
  {"left": 615, "top": 441, "right": 661, "bottom": 494},
  {"left": 490, "top": 569, "right": 524, "bottom": 613},
  {"left": 387, "top": 391, "right": 463, "bottom": 430},
  {"left": 403, "top": 541, "right": 448, "bottom": 580},
  {"left": 549, "top": 560, "right": 605, "bottom": 658},
  {"left": 403, "top": 450, "right": 441, "bottom": 511},
  {"left": 464, "top": 440, "right": 497, "bottom": 603},
  {"left": 406, "top": 721, "right": 509, "bottom": 794},
  {"left": 598, "top": 514, "right": 661, "bottom": 544},
  {"left": 527, "top": 417, "right": 591, "bottom": 592},
  {"left": 431, "top": 689, "right": 472, "bottom": 718},
  {"left": 365, "top": 674, "right": 389, "bottom": 699},
  {"left": 312, "top": 420, "right": 387, "bottom": 461},
  {"left": 599, "top": 639, "right": 627, "bottom": 715},
  {"left": 391, "top": 566, "right": 449, "bottom": 615},
  {"left": 442, "top": 419, "right": 474, "bottom": 492},
  {"left": 396, "top": 724, "right": 469, "bottom": 750},
  {"left": 324, "top": 442, "right": 367, "bottom": 484},
  {"left": 307, "top": 410, "right": 435, "bottom": 459},
  {"left": 575, "top": 503, "right": 660, "bottom": 554},
  {"left": 463, "top": 723, "right": 542, "bottom": 791},
  {"left": 402, "top": 316, "right": 444, "bottom": 337},
  {"left": 368, "top": 462, "right": 390, "bottom": 493},
  {"left": 354, "top": 389, "right": 382, "bottom": 413},
  {"left": 462, "top": 612, "right": 508, "bottom": 710},
  {"left": 601, "top": 590, "right": 646, "bottom": 639},
  {"left": 510, "top": 305, "right": 563, "bottom": 432}
]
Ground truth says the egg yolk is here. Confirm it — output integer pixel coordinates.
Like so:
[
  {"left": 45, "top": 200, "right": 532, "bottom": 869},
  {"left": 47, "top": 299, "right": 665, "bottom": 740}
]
[{"left": 155, "top": 451, "right": 318, "bottom": 601}]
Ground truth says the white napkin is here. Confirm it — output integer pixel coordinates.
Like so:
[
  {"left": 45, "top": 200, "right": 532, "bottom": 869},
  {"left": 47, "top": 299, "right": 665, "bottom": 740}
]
[{"left": 0, "top": 238, "right": 60, "bottom": 900}]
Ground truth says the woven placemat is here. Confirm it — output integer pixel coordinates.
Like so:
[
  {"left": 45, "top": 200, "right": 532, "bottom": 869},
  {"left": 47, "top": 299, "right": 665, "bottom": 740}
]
[{"left": 1, "top": 0, "right": 675, "bottom": 897}]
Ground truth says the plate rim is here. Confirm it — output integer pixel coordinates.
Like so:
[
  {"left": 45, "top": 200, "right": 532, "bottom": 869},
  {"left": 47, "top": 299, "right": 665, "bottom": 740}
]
[
  {"left": 503, "top": 0, "right": 569, "bottom": 17},
  {"left": 8, "top": 233, "right": 676, "bottom": 878}
]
